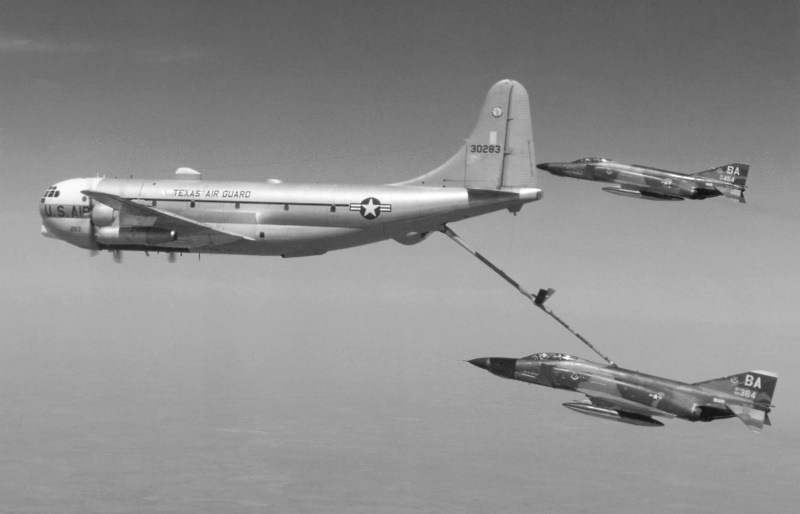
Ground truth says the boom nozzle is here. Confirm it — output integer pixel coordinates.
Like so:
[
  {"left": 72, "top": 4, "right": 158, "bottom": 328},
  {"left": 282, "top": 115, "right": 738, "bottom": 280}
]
[{"left": 534, "top": 288, "right": 555, "bottom": 306}]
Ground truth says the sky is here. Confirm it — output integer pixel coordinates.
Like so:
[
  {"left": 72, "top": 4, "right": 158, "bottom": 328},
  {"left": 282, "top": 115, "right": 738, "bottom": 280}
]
[{"left": 1, "top": 1, "right": 799, "bottom": 512}]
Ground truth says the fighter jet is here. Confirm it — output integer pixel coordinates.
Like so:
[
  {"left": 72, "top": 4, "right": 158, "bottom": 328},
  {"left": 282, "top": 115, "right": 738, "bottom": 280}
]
[
  {"left": 468, "top": 353, "right": 777, "bottom": 432},
  {"left": 536, "top": 158, "right": 748, "bottom": 202},
  {"left": 40, "top": 80, "right": 540, "bottom": 259}
]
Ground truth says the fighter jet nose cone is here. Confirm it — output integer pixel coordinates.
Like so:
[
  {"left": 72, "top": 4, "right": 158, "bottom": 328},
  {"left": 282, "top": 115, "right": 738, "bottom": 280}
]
[
  {"left": 468, "top": 358, "right": 491, "bottom": 370},
  {"left": 536, "top": 163, "right": 552, "bottom": 172},
  {"left": 469, "top": 357, "right": 517, "bottom": 378}
]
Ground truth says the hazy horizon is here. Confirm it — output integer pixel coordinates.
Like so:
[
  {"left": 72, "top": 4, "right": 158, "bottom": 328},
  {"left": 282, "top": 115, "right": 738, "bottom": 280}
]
[{"left": 2, "top": 1, "right": 798, "bottom": 512}]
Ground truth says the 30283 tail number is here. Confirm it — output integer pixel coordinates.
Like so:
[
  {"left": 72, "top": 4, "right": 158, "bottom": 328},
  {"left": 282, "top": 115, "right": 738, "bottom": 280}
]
[{"left": 470, "top": 144, "right": 502, "bottom": 154}]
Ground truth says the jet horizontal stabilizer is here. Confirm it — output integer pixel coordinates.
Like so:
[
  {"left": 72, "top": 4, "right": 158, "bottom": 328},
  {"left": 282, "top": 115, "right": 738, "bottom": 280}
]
[
  {"left": 718, "top": 186, "right": 746, "bottom": 203},
  {"left": 727, "top": 404, "right": 767, "bottom": 433}
]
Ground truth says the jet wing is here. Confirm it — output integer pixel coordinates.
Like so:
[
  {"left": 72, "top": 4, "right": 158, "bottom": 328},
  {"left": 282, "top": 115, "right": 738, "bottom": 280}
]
[
  {"left": 82, "top": 190, "right": 253, "bottom": 248},
  {"left": 580, "top": 391, "right": 677, "bottom": 419}
]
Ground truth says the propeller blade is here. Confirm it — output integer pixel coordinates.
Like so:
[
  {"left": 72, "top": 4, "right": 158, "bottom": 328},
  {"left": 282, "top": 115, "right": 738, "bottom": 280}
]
[
  {"left": 113, "top": 250, "right": 123, "bottom": 264},
  {"left": 168, "top": 252, "right": 176, "bottom": 263}
]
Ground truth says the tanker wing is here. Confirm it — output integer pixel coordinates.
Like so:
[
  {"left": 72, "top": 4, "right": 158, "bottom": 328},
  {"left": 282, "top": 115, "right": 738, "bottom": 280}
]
[{"left": 82, "top": 190, "right": 252, "bottom": 248}]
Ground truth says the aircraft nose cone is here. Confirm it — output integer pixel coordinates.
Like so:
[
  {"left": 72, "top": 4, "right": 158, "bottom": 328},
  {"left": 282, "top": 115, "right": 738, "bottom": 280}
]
[
  {"left": 468, "top": 357, "right": 517, "bottom": 378},
  {"left": 536, "top": 163, "right": 556, "bottom": 173},
  {"left": 468, "top": 358, "right": 491, "bottom": 370}
]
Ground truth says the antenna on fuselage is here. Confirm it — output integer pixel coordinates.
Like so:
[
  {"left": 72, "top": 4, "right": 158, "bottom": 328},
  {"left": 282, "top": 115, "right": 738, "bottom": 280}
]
[{"left": 440, "top": 225, "right": 615, "bottom": 366}]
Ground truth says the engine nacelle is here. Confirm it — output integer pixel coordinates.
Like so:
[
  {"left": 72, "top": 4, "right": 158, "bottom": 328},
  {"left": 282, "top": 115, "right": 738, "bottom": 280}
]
[
  {"left": 96, "top": 227, "right": 177, "bottom": 246},
  {"left": 91, "top": 202, "right": 116, "bottom": 227}
]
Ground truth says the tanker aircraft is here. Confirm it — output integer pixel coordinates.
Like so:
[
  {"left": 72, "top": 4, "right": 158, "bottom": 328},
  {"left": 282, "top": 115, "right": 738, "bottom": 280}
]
[
  {"left": 468, "top": 353, "right": 777, "bottom": 432},
  {"left": 537, "top": 158, "right": 749, "bottom": 202},
  {"left": 40, "top": 80, "right": 540, "bottom": 260}
]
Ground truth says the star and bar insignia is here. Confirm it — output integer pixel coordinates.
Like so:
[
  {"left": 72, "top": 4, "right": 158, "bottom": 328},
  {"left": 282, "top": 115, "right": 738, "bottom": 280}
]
[{"left": 350, "top": 197, "right": 392, "bottom": 220}]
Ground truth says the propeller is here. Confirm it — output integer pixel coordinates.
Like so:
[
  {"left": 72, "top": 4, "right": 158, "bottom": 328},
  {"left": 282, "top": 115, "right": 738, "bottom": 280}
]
[
  {"left": 168, "top": 252, "right": 176, "bottom": 263},
  {"left": 113, "top": 250, "right": 123, "bottom": 264}
]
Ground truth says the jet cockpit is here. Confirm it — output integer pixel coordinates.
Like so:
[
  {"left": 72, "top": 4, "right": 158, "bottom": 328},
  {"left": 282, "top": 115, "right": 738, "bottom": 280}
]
[
  {"left": 524, "top": 353, "right": 579, "bottom": 361},
  {"left": 571, "top": 158, "right": 612, "bottom": 164}
]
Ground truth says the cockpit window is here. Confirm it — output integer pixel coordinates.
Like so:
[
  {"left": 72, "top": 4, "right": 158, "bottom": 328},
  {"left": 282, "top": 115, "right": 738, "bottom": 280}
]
[
  {"left": 524, "top": 353, "right": 578, "bottom": 361},
  {"left": 42, "top": 186, "right": 59, "bottom": 199},
  {"left": 572, "top": 158, "right": 611, "bottom": 164}
]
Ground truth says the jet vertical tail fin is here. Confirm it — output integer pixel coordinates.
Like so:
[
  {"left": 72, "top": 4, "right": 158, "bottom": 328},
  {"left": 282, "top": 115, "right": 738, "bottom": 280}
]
[
  {"left": 697, "top": 162, "right": 749, "bottom": 185},
  {"left": 395, "top": 79, "right": 537, "bottom": 190},
  {"left": 694, "top": 370, "right": 777, "bottom": 432},
  {"left": 694, "top": 163, "right": 749, "bottom": 186},
  {"left": 694, "top": 370, "right": 777, "bottom": 406},
  {"left": 694, "top": 164, "right": 749, "bottom": 203}
]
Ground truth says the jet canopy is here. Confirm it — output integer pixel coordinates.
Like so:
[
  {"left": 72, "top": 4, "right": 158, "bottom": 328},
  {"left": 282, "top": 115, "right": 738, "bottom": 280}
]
[
  {"left": 572, "top": 158, "right": 612, "bottom": 164},
  {"left": 523, "top": 352, "right": 579, "bottom": 361}
]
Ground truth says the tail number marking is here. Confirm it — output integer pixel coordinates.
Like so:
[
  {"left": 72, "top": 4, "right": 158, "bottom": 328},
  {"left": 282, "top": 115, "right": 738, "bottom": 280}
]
[
  {"left": 734, "top": 387, "right": 757, "bottom": 399},
  {"left": 470, "top": 145, "right": 501, "bottom": 154}
]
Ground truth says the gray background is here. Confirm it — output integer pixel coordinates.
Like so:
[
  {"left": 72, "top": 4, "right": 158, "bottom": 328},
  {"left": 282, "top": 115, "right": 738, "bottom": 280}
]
[{"left": 2, "top": 1, "right": 798, "bottom": 512}]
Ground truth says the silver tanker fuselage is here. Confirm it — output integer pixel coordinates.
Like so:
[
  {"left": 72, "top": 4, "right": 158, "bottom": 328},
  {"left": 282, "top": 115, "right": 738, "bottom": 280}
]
[
  {"left": 40, "top": 79, "right": 542, "bottom": 258},
  {"left": 40, "top": 176, "right": 541, "bottom": 256}
]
